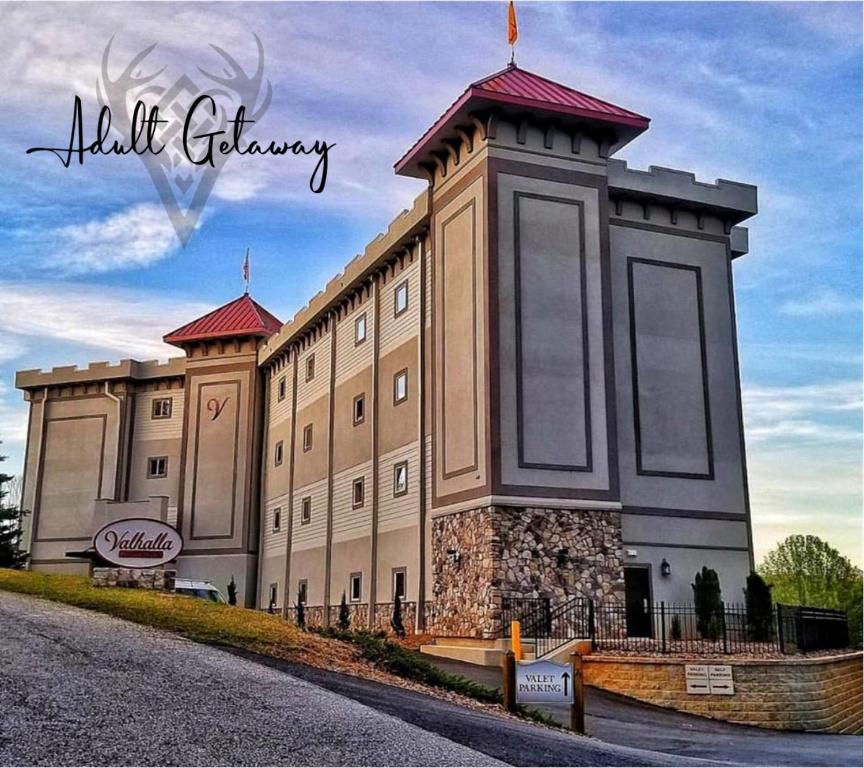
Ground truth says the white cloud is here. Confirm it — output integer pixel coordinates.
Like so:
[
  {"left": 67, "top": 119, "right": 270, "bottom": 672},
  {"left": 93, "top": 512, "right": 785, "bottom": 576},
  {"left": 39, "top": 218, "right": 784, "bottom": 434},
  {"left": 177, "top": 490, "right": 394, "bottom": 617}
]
[
  {"left": 0, "top": 381, "right": 28, "bottom": 445},
  {"left": 743, "top": 380, "right": 862, "bottom": 445},
  {"left": 0, "top": 280, "right": 209, "bottom": 360},
  {"left": 45, "top": 203, "right": 180, "bottom": 275},
  {"left": 778, "top": 289, "right": 862, "bottom": 318}
]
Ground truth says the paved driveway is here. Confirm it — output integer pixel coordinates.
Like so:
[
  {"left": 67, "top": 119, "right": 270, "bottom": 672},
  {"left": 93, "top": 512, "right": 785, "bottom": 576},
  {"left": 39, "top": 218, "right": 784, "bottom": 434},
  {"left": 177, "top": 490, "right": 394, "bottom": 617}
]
[
  {"left": 0, "top": 591, "right": 703, "bottom": 766},
  {"left": 0, "top": 592, "right": 497, "bottom": 766},
  {"left": 424, "top": 656, "right": 863, "bottom": 767}
]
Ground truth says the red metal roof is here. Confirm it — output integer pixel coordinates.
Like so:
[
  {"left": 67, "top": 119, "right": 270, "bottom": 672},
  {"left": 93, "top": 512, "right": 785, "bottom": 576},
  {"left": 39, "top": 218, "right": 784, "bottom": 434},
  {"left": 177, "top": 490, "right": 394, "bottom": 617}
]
[
  {"left": 164, "top": 293, "right": 282, "bottom": 346},
  {"left": 395, "top": 64, "right": 650, "bottom": 177},
  {"left": 472, "top": 66, "right": 649, "bottom": 123}
]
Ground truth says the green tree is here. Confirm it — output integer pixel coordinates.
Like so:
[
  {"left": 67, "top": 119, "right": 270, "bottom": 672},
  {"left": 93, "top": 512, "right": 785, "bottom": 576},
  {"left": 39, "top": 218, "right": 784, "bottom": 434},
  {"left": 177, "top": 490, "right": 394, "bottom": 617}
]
[
  {"left": 692, "top": 566, "right": 723, "bottom": 641},
  {"left": 338, "top": 591, "right": 351, "bottom": 631},
  {"left": 296, "top": 590, "right": 306, "bottom": 630},
  {"left": 390, "top": 594, "right": 406, "bottom": 638},
  {"left": 744, "top": 571, "right": 773, "bottom": 642},
  {"left": 759, "top": 535, "right": 862, "bottom": 648},
  {"left": 0, "top": 443, "right": 29, "bottom": 569}
]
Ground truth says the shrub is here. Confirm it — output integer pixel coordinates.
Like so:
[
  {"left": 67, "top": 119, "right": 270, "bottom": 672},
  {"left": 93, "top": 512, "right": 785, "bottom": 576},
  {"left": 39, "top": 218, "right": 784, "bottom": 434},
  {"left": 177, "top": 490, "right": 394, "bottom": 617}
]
[
  {"left": 670, "top": 614, "right": 682, "bottom": 641},
  {"left": 391, "top": 594, "right": 406, "bottom": 638},
  {"left": 692, "top": 566, "right": 723, "bottom": 641},
  {"left": 296, "top": 592, "right": 306, "bottom": 630},
  {"left": 227, "top": 576, "right": 237, "bottom": 606},
  {"left": 744, "top": 571, "right": 774, "bottom": 642},
  {"left": 338, "top": 591, "right": 350, "bottom": 631}
]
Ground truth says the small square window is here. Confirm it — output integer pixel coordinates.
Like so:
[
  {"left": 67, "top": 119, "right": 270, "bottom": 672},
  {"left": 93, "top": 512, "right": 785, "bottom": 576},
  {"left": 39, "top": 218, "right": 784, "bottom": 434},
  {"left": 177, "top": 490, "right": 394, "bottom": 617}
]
[
  {"left": 393, "top": 568, "right": 407, "bottom": 601},
  {"left": 152, "top": 398, "right": 172, "bottom": 419},
  {"left": 349, "top": 572, "right": 362, "bottom": 603},
  {"left": 393, "top": 461, "right": 408, "bottom": 496},
  {"left": 394, "top": 280, "right": 409, "bottom": 316},
  {"left": 277, "top": 376, "right": 287, "bottom": 402},
  {"left": 301, "top": 497, "right": 312, "bottom": 524},
  {"left": 305, "top": 354, "right": 316, "bottom": 382},
  {"left": 273, "top": 507, "right": 282, "bottom": 532},
  {"left": 269, "top": 583, "right": 278, "bottom": 607},
  {"left": 297, "top": 580, "right": 308, "bottom": 606},
  {"left": 147, "top": 456, "right": 168, "bottom": 479},
  {"left": 274, "top": 440, "right": 284, "bottom": 466},
  {"left": 303, "top": 424, "right": 313, "bottom": 452},
  {"left": 355, "top": 313, "right": 367, "bottom": 345},
  {"left": 352, "top": 477, "right": 365, "bottom": 508},
  {"left": 353, "top": 393, "right": 365, "bottom": 425},
  {"left": 394, "top": 369, "right": 408, "bottom": 405}
]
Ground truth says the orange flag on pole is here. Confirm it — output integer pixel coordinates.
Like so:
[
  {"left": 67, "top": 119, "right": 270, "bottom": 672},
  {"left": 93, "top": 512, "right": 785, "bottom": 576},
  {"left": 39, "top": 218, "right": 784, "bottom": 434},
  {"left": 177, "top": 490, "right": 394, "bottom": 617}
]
[{"left": 508, "top": 1, "right": 519, "bottom": 46}]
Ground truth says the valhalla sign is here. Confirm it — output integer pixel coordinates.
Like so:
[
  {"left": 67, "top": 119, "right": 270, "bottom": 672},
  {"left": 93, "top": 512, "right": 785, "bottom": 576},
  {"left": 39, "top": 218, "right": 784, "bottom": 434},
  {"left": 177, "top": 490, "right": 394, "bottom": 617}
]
[{"left": 93, "top": 518, "right": 183, "bottom": 568}]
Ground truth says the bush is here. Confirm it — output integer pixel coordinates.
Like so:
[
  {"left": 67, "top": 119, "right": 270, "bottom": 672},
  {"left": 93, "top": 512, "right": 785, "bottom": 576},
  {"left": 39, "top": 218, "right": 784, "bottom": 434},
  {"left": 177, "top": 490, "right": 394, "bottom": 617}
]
[
  {"left": 692, "top": 566, "right": 723, "bottom": 641},
  {"left": 744, "top": 571, "right": 773, "bottom": 642},
  {"left": 391, "top": 594, "right": 406, "bottom": 638},
  {"left": 227, "top": 576, "right": 237, "bottom": 606},
  {"left": 296, "top": 592, "right": 306, "bottom": 630},
  {"left": 670, "top": 614, "right": 682, "bottom": 641},
  {"left": 338, "top": 591, "right": 350, "bottom": 631}
]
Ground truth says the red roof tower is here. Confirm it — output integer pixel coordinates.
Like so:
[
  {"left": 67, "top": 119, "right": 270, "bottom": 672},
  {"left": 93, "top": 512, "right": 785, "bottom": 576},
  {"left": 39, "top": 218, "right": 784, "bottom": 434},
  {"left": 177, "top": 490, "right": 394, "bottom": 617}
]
[
  {"left": 164, "top": 294, "right": 282, "bottom": 347},
  {"left": 395, "top": 64, "right": 650, "bottom": 178}
]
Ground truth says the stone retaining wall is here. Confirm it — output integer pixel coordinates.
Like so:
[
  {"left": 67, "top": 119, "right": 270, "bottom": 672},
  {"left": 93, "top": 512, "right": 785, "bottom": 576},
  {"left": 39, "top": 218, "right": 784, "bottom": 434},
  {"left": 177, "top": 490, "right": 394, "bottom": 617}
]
[
  {"left": 429, "top": 505, "right": 624, "bottom": 638},
  {"left": 583, "top": 652, "right": 863, "bottom": 734},
  {"left": 91, "top": 568, "right": 175, "bottom": 591}
]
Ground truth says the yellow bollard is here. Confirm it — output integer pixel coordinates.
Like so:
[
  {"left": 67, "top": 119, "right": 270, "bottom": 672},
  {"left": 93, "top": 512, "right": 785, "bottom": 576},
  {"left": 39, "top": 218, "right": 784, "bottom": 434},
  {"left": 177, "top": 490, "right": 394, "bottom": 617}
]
[{"left": 511, "top": 620, "right": 522, "bottom": 660}]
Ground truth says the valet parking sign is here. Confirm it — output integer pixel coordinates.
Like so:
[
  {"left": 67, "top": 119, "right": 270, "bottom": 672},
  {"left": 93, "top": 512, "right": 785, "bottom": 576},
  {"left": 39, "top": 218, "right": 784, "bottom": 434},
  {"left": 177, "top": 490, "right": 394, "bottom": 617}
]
[{"left": 515, "top": 659, "right": 574, "bottom": 704}]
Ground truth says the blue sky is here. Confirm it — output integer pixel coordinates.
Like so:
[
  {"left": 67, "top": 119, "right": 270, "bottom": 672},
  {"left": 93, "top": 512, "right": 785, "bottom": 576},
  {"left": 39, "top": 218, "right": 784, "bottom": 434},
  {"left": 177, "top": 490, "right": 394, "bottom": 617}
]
[{"left": 0, "top": 1, "right": 860, "bottom": 565}]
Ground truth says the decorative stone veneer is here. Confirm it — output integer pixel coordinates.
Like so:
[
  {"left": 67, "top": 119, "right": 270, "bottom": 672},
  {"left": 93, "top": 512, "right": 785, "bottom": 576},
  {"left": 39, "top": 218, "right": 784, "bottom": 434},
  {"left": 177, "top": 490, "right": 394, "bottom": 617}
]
[
  {"left": 371, "top": 602, "right": 417, "bottom": 635},
  {"left": 583, "top": 653, "right": 863, "bottom": 734},
  {"left": 429, "top": 505, "right": 624, "bottom": 638},
  {"left": 91, "top": 567, "right": 176, "bottom": 591}
]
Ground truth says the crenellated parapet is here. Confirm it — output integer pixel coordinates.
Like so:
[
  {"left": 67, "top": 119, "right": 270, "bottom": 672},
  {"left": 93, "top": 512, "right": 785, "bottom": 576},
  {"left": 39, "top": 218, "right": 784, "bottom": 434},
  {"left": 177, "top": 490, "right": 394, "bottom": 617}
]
[
  {"left": 608, "top": 159, "right": 757, "bottom": 233},
  {"left": 15, "top": 357, "right": 187, "bottom": 392}
]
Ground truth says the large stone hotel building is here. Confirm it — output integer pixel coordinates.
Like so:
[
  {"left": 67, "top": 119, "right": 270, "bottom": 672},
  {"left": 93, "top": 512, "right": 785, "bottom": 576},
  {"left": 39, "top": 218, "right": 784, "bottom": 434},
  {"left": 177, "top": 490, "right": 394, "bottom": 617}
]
[{"left": 16, "top": 64, "right": 758, "bottom": 644}]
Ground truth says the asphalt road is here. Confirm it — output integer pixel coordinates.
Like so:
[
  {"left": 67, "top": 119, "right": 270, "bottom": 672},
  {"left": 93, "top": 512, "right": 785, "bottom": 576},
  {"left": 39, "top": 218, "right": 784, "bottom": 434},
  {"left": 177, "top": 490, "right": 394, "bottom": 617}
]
[
  {"left": 0, "top": 591, "right": 704, "bottom": 767},
  {"left": 424, "top": 657, "right": 864, "bottom": 767}
]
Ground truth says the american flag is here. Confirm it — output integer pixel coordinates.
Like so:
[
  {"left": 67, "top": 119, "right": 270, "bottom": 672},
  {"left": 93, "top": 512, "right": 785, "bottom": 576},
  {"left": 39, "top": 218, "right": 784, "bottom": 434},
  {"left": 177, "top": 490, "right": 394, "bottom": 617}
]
[{"left": 242, "top": 248, "right": 250, "bottom": 291}]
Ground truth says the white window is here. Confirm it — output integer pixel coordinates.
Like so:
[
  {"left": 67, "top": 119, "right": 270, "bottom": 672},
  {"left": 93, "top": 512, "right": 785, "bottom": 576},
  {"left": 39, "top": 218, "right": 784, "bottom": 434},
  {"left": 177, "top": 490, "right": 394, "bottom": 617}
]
[
  {"left": 394, "top": 369, "right": 408, "bottom": 404},
  {"left": 393, "top": 461, "right": 408, "bottom": 496},
  {"left": 152, "top": 398, "right": 172, "bottom": 419},
  {"left": 394, "top": 280, "right": 409, "bottom": 316},
  {"left": 352, "top": 477, "right": 365, "bottom": 508},
  {"left": 306, "top": 354, "right": 316, "bottom": 382},
  {"left": 301, "top": 497, "right": 312, "bottom": 524},
  {"left": 355, "top": 313, "right": 367, "bottom": 344},
  {"left": 353, "top": 393, "right": 365, "bottom": 425},
  {"left": 393, "top": 568, "right": 406, "bottom": 601},
  {"left": 273, "top": 507, "right": 282, "bottom": 532},
  {"left": 274, "top": 441, "right": 284, "bottom": 466},
  {"left": 269, "top": 583, "right": 278, "bottom": 607},
  {"left": 297, "top": 580, "right": 308, "bottom": 605},
  {"left": 349, "top": 573, "right": 362, "bottom": 603},
  {"left": 303, "top": 424, "right": 313, "bottom": 452},
  {"left": 147, "top": 456, "right": 167, "bottom": 479},
  {"left": 277, "top": 376, "right": 287, "bottom": 402}
]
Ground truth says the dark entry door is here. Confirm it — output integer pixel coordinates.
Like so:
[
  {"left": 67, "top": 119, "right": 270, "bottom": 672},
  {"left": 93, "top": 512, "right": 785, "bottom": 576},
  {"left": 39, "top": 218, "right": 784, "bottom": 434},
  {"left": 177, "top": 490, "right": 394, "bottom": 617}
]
[{"left": 624, "top": 566, "right": 653, "bottom": 638}]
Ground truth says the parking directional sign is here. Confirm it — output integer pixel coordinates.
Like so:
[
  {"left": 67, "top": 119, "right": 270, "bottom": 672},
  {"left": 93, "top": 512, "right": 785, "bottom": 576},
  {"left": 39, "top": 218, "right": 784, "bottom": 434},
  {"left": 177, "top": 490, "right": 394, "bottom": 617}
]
[{"left": 515, "top": 659, "right": 574, "bottom": 704}]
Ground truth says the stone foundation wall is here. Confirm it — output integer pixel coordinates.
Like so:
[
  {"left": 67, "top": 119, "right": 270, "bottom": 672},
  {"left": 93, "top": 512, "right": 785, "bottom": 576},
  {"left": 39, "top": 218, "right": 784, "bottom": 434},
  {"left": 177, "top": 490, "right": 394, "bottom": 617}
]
[
  {"left": 91, "top": 568, "right": 175, "bottom": 591},
  {"left": 429, "top": 505, "right": 624, "bottom": 638},
  {"left": 584, "top": 653, "right": 863, "bottom": 734},
  {"left": 292, "top": 602, "right": 418, "bottom": 635}
]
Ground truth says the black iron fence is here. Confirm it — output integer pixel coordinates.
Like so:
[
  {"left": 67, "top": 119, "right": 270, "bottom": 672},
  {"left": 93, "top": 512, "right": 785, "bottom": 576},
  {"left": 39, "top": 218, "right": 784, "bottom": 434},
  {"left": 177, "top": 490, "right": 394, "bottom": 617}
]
[{"left": 506, "top": 596, "right": 850, "bottom": 657}]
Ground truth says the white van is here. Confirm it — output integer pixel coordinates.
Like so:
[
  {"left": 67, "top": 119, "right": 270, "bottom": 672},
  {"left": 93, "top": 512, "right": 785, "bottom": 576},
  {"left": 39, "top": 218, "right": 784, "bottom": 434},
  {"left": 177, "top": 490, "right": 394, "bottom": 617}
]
[{"left": 173, "top": 578, "right": 227, "bottom": 604}]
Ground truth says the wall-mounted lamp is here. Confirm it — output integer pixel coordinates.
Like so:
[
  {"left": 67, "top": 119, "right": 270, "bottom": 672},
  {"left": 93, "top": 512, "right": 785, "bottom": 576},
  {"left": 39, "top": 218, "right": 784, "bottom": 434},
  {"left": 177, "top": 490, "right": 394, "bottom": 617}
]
[
  {"left": 661, "top": 558, "right": 672, "bottom": 578},
  {"left": 446, "top": 548, "right": 461, "bottom": 566}
]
